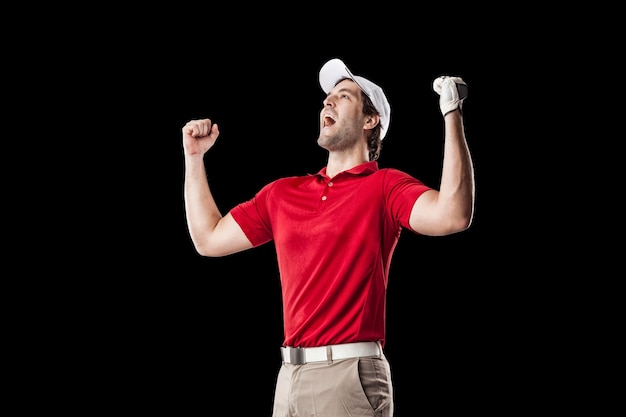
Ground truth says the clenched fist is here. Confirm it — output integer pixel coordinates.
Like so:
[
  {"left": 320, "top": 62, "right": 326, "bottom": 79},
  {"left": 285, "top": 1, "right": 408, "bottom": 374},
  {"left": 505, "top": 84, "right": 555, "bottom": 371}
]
[
  {"left": 182, "top": 118, "right": 220, "bottom": 157},
  {"left": 433, "top": 76, "right": 467, "bottom": 116}
]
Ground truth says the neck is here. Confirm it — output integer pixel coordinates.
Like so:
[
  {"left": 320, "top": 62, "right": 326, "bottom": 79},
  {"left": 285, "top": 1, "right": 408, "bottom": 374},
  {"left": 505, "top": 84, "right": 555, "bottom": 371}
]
[{"left": 325, "top": 151, "right": 369, "bottom": 178}]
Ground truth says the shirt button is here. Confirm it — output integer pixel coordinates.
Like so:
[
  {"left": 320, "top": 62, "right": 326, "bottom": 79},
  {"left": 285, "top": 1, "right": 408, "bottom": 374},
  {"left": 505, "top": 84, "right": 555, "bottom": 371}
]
[
  {"left": 328, "top": 182, "right": 333, "bottom": 187},
  {"left": 321, "top": 195, "right": 327, "bottom": 201}
]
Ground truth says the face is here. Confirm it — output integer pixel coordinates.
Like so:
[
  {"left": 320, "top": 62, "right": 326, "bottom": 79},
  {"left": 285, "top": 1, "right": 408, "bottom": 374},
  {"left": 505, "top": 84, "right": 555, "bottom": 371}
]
[{"left": 317, "top": 79, "right": 367, "bottom": 152}]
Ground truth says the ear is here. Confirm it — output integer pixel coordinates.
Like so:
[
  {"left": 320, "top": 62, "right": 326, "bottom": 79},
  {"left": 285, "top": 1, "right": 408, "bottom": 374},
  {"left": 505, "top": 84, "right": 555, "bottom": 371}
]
[{"left": 363, "top": 114, "right": 380, "bottom": 132}]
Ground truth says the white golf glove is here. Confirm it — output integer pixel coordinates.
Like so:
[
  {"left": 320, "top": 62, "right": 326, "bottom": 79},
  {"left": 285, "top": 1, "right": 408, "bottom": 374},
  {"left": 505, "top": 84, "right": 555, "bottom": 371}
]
[{"left": 433, "top": 76, "right": 468, "bottom": 116}]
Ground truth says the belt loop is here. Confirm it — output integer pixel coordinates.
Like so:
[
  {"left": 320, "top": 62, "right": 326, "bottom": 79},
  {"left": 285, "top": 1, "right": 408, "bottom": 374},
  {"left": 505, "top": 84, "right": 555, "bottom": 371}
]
[{"left": 326, "top": 345, "right": 332, "bottom": 364}]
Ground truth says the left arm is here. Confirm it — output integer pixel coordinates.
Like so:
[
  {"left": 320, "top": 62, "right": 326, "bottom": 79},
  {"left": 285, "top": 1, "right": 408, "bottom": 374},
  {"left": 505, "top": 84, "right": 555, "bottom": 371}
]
[{"left": 409, "top": 77, "right": 476, "bottom": 236}]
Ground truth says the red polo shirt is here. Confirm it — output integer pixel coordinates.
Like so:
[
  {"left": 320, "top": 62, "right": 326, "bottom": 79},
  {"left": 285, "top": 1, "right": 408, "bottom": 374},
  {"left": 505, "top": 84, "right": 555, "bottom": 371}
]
[{"left": 230, "top": 161, "right": 431, "bottom": 348}]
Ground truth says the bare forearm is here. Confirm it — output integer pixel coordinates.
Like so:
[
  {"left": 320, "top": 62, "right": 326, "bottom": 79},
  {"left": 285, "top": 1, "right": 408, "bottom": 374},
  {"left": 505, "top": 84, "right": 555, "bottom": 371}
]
[
  {"left": 439, "top": 110, "right": 475, "bottom": 228},
  {"left": 184, "top": 154, "right": 223, "bottom": 246}
]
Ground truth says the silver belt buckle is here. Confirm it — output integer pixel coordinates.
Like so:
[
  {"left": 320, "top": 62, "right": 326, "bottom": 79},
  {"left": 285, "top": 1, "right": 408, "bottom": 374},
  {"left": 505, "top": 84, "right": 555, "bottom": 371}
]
[{"left": 289, "top": 347, "right": 306, "bottom": 365}]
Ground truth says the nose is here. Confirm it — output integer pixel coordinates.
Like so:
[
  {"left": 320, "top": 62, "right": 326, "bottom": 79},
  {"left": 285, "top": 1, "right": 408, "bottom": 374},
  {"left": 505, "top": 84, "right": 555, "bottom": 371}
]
[{"left": 323, "top": 95, "right": 335, "bottom": 107}]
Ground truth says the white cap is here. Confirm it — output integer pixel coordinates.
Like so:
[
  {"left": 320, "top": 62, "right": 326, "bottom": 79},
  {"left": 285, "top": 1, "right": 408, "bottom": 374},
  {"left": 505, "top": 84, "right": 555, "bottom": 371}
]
[{"left": 319, "top": 58, "right": 391, "bottom": 140}]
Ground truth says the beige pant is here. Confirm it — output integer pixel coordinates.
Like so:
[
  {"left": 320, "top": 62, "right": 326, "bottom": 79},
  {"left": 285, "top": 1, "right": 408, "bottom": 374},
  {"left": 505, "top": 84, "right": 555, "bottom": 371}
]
[{"left": 271, "top": 355, "right": 394, "bottom": 417}]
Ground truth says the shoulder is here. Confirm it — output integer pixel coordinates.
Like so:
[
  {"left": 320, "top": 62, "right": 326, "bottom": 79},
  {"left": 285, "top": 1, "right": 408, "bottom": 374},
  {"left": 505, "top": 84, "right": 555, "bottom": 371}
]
[
  {"left": 375, "top": 167, "right": 420, "bottom": 182},
  {"left": 258, "top": 174, "right": 317, "bottom": 193}
]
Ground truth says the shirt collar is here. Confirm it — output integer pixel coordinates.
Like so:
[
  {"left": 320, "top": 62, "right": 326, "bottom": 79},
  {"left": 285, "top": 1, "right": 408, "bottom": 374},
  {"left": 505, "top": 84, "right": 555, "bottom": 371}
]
[{"left": 311, "top": 161, "right": 379, "bottom": 179}]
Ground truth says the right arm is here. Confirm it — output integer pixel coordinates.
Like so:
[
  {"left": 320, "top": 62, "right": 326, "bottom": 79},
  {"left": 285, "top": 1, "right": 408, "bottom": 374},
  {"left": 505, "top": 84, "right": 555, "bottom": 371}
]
[{"left": 182, "top": 118, "right": 253, "bottom": 257}]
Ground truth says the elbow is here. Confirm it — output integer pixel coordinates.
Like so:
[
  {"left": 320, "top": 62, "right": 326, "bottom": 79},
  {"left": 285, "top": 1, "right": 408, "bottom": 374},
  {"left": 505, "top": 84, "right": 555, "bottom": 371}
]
[
  {"left": 449, "top": 193, "right": 475, "bottom": 233},
  {"left": 457, "top": 216, "right": 473, "bottom": 233},
  {"left": 439, "top": 207, "right": 474, "bottom": 236},
  {"left": 451, "top": 208, "right": 474, "bottom": 233},
  {"left": 191, "top": 238, "right": 223, "bottom": 258},
  {"left": 192, "top": 236, "right": 248, "bottom": 258},
  {"left": 194, "top": 246, "right": 215, "bottom": 257},
  {"left": 424, "top": 213, "right": 473, "bottom": 237},
  {"left": 192, "top": 243, "right": 211, "bottom": 257},
  {"left": 193, "top": 242, "right": 226, "bottom": 258}
]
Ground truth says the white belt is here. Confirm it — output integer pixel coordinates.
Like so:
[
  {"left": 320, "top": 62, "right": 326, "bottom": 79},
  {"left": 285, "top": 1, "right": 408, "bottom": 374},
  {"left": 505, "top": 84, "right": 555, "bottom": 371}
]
[{"left": 281, "top": 341, "right": 382, "bottom": 365}]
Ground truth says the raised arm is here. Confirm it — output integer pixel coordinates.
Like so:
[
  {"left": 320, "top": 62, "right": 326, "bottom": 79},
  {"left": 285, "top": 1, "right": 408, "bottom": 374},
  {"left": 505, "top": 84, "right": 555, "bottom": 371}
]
[
  {"left": 409, "top": 77, "right": 476, "bottom": 236},
  {"left": 182, "top": 119, "right": 253, "bottom": 257}
]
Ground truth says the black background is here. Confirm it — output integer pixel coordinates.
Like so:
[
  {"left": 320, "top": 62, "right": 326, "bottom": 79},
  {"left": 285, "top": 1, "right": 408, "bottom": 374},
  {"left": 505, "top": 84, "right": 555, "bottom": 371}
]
[
  {"left": 118, "top": 53, "right": 515, "bottom": 414},
  {"left": 67, "top": 18, "right": 566, "bottom": 415},
  {"left": 8, "top": 4, "right": 616, "bottom": 414}
]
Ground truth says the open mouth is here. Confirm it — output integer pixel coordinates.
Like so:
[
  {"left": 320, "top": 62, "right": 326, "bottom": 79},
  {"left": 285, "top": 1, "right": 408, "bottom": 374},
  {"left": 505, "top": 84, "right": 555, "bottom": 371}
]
[{"left": 323, "top": 115, "right": 336, "bottom": 127}]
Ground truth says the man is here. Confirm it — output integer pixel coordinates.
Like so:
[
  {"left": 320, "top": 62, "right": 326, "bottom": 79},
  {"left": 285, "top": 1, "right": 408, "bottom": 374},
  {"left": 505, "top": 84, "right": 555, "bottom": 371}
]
[{"left": 182, "top": 58, "right": 475, "bottom": 416}]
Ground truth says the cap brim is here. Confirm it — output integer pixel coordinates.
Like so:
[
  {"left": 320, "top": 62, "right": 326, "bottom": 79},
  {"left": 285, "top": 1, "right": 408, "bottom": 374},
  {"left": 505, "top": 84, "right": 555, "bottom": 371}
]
[{"left": 319, "top": 58, "right": 356, "bottom": 93}]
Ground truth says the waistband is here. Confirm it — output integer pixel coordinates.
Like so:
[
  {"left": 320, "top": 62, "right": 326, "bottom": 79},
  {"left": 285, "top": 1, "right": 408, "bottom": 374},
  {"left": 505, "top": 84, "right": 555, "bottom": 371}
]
[{"left": 280, "top": 341, "right": 382, "bottom": 365}]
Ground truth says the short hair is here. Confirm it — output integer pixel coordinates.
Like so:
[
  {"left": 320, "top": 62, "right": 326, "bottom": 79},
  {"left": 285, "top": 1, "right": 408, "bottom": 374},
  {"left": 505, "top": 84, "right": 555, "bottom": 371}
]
[{"left": 361, "top": 90, "right": 383, "bottom": 161}]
